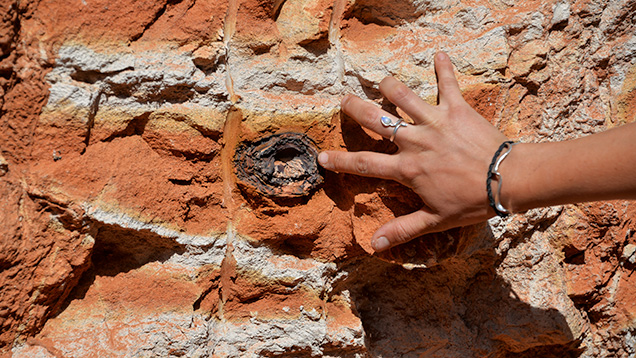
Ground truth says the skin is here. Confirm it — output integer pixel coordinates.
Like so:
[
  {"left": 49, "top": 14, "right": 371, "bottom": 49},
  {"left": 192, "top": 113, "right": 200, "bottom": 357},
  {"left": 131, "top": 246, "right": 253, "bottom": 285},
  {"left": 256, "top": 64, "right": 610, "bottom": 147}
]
[{"left": 318, "top": 52, "right": 636, "bottom": 252}]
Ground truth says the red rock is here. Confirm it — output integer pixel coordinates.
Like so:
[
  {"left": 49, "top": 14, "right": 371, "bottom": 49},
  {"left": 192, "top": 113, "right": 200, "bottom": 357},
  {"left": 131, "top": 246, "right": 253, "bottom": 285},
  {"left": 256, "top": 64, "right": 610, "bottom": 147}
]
[{"left": 2, "top": 0, "right": 636, "bottom": 356}]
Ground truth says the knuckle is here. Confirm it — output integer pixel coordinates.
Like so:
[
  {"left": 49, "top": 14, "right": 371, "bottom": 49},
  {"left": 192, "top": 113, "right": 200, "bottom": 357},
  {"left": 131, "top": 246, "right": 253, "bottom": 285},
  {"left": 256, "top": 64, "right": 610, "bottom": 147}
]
[
  {"left": 362, "top": 106, "right": 380, "bottom": 121},
  {"left": 392, "top": 221, "right": 413, "bottom": 244},
  {"left": 440, "top": 75, "right": 456, "bottom": 86},
  {"left": 354, "top": 155, "right": 369, "bottom": 174},
  {"left": 397, "top": 156, "right": 419, "bottom": 182},
  {"left": 448, "top": 104, "right": 472, "bottom": 120},
  {"left": 439, "top": 101, "right": 465, "bottom": 117},
  {"left": 330, "top": 152, "right": 344, "bottom": 170},
  {"left": 437, "top": 74, "right": 457, "bottom": 88},
  {"left": 399, "top": 165, "right": 418, "bottom": 182},
  {"left": 390, "top": 83, "right": 412, "bottom": 103}
]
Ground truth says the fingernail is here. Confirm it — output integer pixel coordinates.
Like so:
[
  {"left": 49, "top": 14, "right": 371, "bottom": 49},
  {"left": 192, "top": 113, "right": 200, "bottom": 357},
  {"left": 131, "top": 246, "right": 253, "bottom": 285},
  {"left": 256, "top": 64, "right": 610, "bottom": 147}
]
[
  {"left": 318, "top": 152, "right": 328, "bottom": 166},
  {"left": 372, "top": 236, "right": 390, "bottom": 252},
  {"left": 436, "top": 52, "right": 447, "bottom": 61}
]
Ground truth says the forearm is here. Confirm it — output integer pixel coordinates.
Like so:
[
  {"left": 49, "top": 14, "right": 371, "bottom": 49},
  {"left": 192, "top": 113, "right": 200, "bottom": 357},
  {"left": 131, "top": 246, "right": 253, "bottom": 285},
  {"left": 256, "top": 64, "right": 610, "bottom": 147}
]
[{"left": 501, "top": 122, "right": 636, "bottom": 213}]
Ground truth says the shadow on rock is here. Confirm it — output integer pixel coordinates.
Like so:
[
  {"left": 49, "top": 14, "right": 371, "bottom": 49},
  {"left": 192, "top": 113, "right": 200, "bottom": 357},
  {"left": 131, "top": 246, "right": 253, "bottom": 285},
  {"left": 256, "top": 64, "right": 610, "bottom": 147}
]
[
  {"left": 335, "top": 225, "right": 583, "bottom": 358},
  {"left": 53, "top": 222, "right": 188, "bottom": 316}
]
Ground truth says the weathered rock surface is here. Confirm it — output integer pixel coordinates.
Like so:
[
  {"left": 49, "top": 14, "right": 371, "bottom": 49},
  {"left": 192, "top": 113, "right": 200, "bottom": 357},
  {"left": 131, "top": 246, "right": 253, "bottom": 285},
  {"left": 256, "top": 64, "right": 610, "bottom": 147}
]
[{"left": 1, "top": 0, "right": 636, "bottom": 357}]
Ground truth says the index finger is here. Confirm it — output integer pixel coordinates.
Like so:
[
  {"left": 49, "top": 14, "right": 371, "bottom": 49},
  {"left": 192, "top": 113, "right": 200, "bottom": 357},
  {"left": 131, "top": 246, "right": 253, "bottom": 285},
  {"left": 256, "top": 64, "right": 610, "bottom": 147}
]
[{"left": 318, "top": 150, "right": 400, "bottom": 181}]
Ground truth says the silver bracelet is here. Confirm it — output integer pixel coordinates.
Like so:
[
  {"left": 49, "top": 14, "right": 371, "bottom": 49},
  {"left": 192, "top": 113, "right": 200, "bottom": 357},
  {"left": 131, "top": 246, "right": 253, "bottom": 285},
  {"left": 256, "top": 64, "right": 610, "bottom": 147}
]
[{"left": 487, "top": 141, "right": 516, "bottom": 217}]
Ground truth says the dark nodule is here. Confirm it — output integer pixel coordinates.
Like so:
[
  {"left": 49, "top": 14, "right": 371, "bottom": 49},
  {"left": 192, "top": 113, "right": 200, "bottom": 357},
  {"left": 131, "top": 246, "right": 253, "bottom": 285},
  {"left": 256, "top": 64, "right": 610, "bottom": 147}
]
[{"left": 234, "top": 132, "right": 323, "bottom": 198}]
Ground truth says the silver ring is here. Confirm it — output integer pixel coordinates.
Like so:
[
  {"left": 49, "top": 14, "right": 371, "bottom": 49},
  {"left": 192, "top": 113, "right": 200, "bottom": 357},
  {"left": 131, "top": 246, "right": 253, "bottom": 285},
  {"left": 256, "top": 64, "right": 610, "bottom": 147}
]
[{"left": 380, "top": 116, "right": 407, "bottom": 142}]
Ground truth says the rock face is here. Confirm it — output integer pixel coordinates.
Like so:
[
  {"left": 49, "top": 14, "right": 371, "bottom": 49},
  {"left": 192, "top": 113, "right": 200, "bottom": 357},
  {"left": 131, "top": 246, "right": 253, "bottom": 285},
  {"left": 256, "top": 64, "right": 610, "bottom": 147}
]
[{"left": 1, "top": 0, "right": 636, "bottom": 357}]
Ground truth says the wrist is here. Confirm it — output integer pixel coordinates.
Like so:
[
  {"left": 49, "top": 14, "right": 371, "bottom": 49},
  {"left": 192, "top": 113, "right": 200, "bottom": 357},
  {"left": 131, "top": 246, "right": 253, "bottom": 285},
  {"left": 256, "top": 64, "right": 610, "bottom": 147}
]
[
  {"left": 486, "top": 141, "right": 517, "bottom": 217},
  {"left": 497, "top": 142, "right": 532, "bottom": 214},
  {"left": 498, "top": 142, "right": 560, "bottom": 214}
]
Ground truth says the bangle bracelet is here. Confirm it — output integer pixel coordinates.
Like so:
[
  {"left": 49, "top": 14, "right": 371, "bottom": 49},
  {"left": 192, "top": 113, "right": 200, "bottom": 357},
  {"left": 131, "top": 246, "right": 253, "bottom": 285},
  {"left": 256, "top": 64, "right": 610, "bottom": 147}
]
[{"left": 487, "top": 141, "right": 516, "bottom": 217}]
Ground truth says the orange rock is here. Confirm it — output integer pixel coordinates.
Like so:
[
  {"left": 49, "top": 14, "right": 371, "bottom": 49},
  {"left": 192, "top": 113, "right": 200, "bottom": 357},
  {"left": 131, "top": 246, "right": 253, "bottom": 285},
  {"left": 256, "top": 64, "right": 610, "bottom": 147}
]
[{"left": 3, "top": 0, "right": 636, "bottom": 356}]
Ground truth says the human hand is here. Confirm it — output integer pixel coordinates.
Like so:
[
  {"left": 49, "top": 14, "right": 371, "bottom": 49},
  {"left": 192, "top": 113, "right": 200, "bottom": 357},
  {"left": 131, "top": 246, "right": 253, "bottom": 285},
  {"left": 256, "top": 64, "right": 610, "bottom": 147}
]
[{"left": 318, "top": 52, "right": 509, "bottom": 252}]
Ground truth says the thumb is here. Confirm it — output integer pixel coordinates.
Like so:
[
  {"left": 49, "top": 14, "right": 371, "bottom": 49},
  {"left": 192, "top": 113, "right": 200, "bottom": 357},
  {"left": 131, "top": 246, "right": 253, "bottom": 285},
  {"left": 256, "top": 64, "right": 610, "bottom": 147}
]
[{"left": 371, "top": 209, "right": 440, "bottom": 252}]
